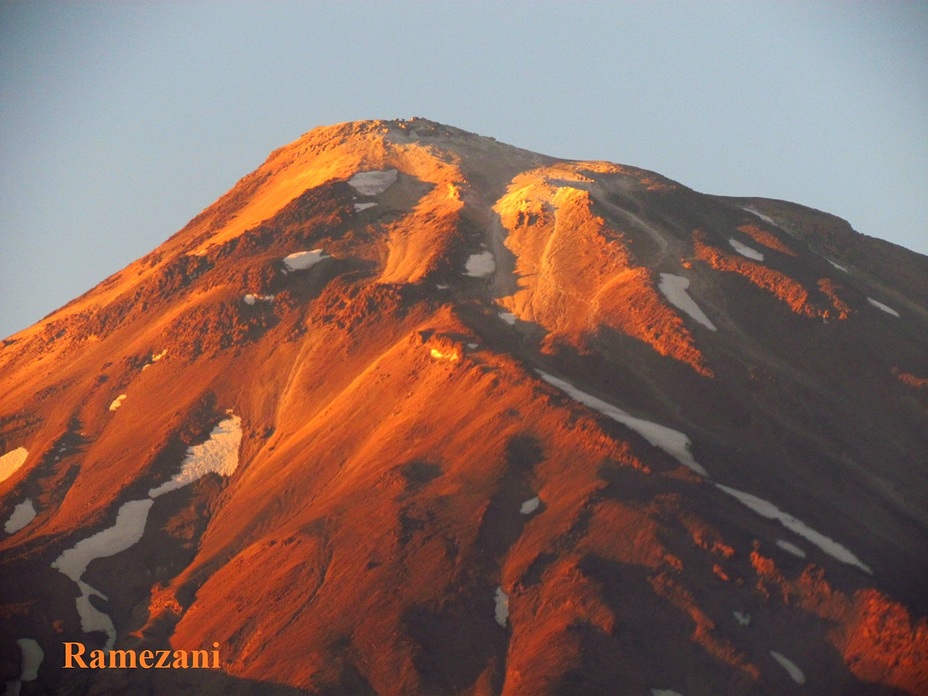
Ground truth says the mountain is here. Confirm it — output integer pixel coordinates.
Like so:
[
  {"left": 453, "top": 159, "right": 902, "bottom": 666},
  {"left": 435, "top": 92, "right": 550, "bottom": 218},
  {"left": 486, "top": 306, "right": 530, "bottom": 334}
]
[{"left": 1, "top": 118, "right": 926, "bottom": 696}]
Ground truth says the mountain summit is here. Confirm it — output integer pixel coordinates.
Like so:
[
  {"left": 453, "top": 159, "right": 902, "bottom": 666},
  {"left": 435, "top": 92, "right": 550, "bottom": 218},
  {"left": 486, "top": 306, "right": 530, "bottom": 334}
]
[{"left": 2, "top": 118, "right": 927, "bottom": 695}]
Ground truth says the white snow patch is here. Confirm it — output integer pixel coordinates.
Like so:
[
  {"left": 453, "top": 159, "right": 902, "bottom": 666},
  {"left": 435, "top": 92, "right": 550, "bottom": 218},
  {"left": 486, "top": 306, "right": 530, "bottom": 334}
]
[
  {"left": 4, "top": 499, "right": 36, "bottom": 534},
  {"left": 353, "top": 202, "right": 377, "bottom": 212},
  {"left": 520, "top": 496, "right": 540, "bottom": 515},
  {"left": 716, "top": 484, "right": 871, "bottom": 574},
  {"left": 16, "top": 639, "right": 42, "bottom": 681},
  {"left": 108, "top": 394, "right": 127, "bottom": 412},
  {"left": 742, "top": 206, "right": 777, "bottom": 226},
  {"left": 148, "top": 415, "right": 243, "bottom": 498},
  {"left": 867, "top": 297, "right": 900, "bottom": 318},
  {"left": 53, "top": 499, "right": 154, "bottom": 584},
  {"left": 52, "top": 498, "right": 155, "bottom": 648},
  {"left": 729, "top": 238, "right": 765, "bottom": 261},
  {"left": 348, "top": 169, "right": 398, "bottom": 196},
  {"left": 0, "top": 447, "right": 28, "bottom": 484},
  {"left": 538, "top": 371, "right": 708, "bottom": 477},
  {"left": 243, "top": 293, "right": 274, "bottom": 306},
  {"left": 283, "top": 249, "right": 328, "bottom": 272},
  {"left": 467, "top": 342, "right": 478, "bottom": 349},
  {"left": 498, "top": 311, "right": 516, "bottom": 325},
  {"left": 733, "top": 610, "right": 751, "bottom": 627},
  {"left": 494, "top": 586, "right": 509, "bottom": 627},
  {"left": 658, "top": 274, "right": 716, "bottom": 331},
  {"left": 776, "top": 539, "right": 807, "bottom": 558},
  {"left": 464, "top": 251, "right": 496, "bottom": 278},
  {"left": 770, "top": 650, "right": 806, "bottom": 684},
  {"left": 828, "top": 259, "right": 848, "bottom": 272},
  {"left": 435, "top": 284, "right": 450, "bottom": 290},
  {"left": 74, "top": 581, "right": 117, "bottom": 647},
  {"left": 651, "top": 690, "right": 684, "bottom": 696}
]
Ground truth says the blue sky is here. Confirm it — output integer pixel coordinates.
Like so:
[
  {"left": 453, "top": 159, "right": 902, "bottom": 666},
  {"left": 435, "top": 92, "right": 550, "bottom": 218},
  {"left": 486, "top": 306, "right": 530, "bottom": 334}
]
[{"left": 2, "top": 1, "right": 926, "bottom": 339}]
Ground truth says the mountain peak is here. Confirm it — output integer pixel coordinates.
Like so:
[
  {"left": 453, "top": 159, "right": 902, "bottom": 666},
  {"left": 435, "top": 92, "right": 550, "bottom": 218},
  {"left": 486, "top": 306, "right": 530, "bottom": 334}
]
[{"left": 2, "top": 120, "right": 927, "bottom": 695}]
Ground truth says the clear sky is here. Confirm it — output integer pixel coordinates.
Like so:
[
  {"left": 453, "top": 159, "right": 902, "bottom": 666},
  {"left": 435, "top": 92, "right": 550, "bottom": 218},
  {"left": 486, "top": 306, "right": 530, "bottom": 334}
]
[{"left": 2, "top": 1, "right": 926, "bottom": 339}]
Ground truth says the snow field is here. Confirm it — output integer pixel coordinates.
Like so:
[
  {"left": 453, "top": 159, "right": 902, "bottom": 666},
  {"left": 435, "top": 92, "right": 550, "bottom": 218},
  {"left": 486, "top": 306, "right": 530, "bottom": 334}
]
[
  {"left": 769, "top": 651, "right": 806, "bottom": 684},
  {"left": 4, "top": 499, "right": 36, "bottom": 534},
  {"left": 658, "top": 273, "right": 716, "bottom": 331},
  {"left": 494, "top": 587, "right": 509, "bottom": 627},
  {"left": 775, "top": 539, "right": 806, "bottom": 558},
  {"left": 464, "top": 251, "right": 496, "bottom": 277},
  {"left": 283, "top": 249, "right": 328, "bottom": 272},
  {"left": 867, "top": 297, "right": 900, "bottom": 318},
  {"left": 716, "top": 484, "right": 871, "bottom": 574},
  {"left": 243, "top": 294, "right": 275, "bottom": 306},
  {"left": 52, "top": 415, "right": 244, "bottom": 650},
  {"left": 728, "top": 238, "right": 764, "bottom": 261},
  {"left": 149, "top": 416, "right": 243, "bottom": 498},
  {"left": 348, "top": 169, "right": 398, "bottom": 196},
  {"left": 537, "top": 371, "right": 707, "bottom": 477}
]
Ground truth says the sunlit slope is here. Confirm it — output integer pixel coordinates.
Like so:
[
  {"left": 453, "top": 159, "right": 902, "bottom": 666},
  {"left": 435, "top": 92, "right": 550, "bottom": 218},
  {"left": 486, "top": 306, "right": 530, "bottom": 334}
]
[{"left": 1, "top": 118, "right": 926, "bottom": 695}]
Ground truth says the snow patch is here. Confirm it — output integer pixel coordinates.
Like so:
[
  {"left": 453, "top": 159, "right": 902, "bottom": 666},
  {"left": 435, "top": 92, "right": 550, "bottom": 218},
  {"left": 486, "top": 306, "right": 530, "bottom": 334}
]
[
  {"left": 16, "top": 639, "right": 43, "bottom": 681},
  {"left": 53, "top": 499, "right": 154, "bottom": 584},
  {"left": 651, "top": 690, "right": 684, "bottom": 696},
  {"left": 243, "top": 293, "right": 274, "bottom": 306},
  {"left": 537, "top": 371, "right": 708, "bottom": 477},
  {"left": 827, "top": 259, "right": 848, "bottom": 272},
  {"left": 283, "top": 249, "right": 328, "bottom": 272},
  {"left": 467, "top": 342, "right": 478, "bottom": 349},
  {"left": 464, "top": 251, "right": 496, "bottom": 278},
  {"left": 348, "top": 169, "right": 398, "bottom": 196},
  {"left": 770, "top": 651, "right": 806, "bottom": 684},
  {"left": 733, "top": 610, "right": 751, "bottom": 627},
  {"left": 494, "top": 586, "right": 509, "bottom": 627},
  {"left": 867, "top": 297, "right": 900, "bottom": 318},
  {"left": 716, "top": 484, "right": 871, "bottom": 574},
  {"left": 498, "top": 311, "right": 516, "bottom": 325},
  {"left": 658, "top": 274, "right": 716, "bottom": 331},
  {"left": 776, "top": 539, "right": 806, "bottom": 558},
  {"left": 742, "top": 206, "right": 776, "bottom": 226},
  {"left": 108, "top": 394, "right": 127, "bottom": 412},
  {"left": 52, "top": 498, "right": 155, "bottom": 649},
  {"left": 149, "top": 415, "right": 243, "bottom": 498},
  {"left": 0, "top": 447, "right": 28, "bottom": 484},
  {"left": 4, "top": 499, "right": 36, "bottom": 534},
  {"left": 729, "top": 238, "right": 764, "bottom": 261},
  {"left": 353, "top": 202, "right": 377, "bottom": 212},
  {"left": 520, "top": 496, "right": 540, "bottom": 514}
]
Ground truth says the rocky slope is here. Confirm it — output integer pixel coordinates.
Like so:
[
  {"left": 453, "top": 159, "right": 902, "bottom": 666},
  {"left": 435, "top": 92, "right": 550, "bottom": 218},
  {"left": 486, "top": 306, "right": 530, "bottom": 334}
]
[{"left": 1, "top": 118, "right": 927, "bottom": 695}]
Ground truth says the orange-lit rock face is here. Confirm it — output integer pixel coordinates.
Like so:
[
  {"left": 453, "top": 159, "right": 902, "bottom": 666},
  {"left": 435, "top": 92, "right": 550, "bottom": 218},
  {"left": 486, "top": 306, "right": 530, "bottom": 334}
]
[
  {"left": 2, "top": 119, "right": 927, "bottom": 696},
  {"left": 496, "top": 169, "right": 712, "bottom": 376},
  {"left": 749, "top": 550, "right": 928, "bottom": 693},
  {"left": 737, "top": 223, "right": 799, "bottom": 257},
  {"left": 692, "top": 229, "right": 823, "bottom": 317},
  {"left": 893, "top": 367, "right": 928, "bottom": 389}
]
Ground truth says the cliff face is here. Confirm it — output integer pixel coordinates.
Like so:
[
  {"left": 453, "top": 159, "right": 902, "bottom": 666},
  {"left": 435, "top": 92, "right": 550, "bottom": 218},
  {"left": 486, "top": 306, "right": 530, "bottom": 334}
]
[{"left": 1, "top": 118, "right": 926, "bottom": 695}]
